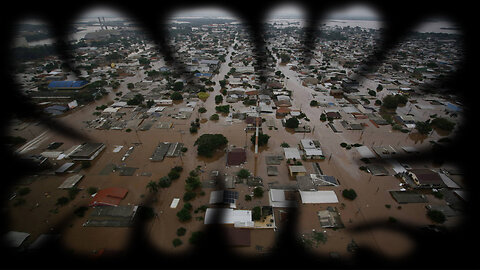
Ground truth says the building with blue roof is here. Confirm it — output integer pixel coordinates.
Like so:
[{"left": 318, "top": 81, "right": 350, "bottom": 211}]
[
  {"left": 194, "top": 73, "right": 212, "bottom": 78},
  {"left": 47, "top": 81, "right": 89, "bottom": 90}
]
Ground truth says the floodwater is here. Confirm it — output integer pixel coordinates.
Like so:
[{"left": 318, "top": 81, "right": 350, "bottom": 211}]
[{"left": 5, "top": 27, "right": 463, "bottom": 260}]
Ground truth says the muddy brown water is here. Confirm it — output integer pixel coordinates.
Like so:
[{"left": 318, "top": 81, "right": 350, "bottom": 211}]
[{"left": 5, "top": 45, "right": 463, "bottom": 259}]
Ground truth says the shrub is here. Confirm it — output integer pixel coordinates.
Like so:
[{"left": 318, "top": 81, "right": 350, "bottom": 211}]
[
  {"left": 172, "top": 238, "right": 182, "bottom": 247},
  {"left": 177, "top": 227, "right": 187, "bottom": 236},
  {"left": 189, "top": 231, "right": 204, "bottom": 245},
  {"left": 431, "top": 117, "right": 455, "bottom": 131},
  {"left": 168, "top": 170, "right": 180, "bottom": 180},
  {"left": 215, "top": 105, "right": 230, "bottom": 113},
  {"left": 253, "top": 187, "right": 264, "bottom": 198},
  {"left": 198, "top": 107, "right": 207, "bottom": 113},
  {"left": 172, "top": 166, "right": 183, "bottom": 172},
  {"left": 342, "top": 189, "right": 357, "bottom": 200},
  {"left": 251, "top": 132, "right": 270, "bottom": 146},
  {"left": 197, "top": 92, "right": 209, "bottom": 100},
  {"left": 158, "top": 176, "right": 172, "bottom": 188},
  {"left": 237, "top": 169, "right": 250, "bottom": 179},
  {"left": 427, "top": 209, "right": 446, "bottom": 224},
  {"left": 252, "top": 206, "right": 261, "bottom": 221},
  {"left": 415, "top": 121, "right": 432, "bottom": 135},
  {"left": 312, "top": 231, "right": 327, "bottom": 244},
  {"left": 56, "top": 196, "right": 70, "bottom": 206},
  {"left": 185, "top": 176, "right": 201, "bottom": 191},
  {"left": 320, "top": 113, "right": 327, "bottom": 121},
  {"left": 183, "top": 191, "right": 196, "bottom": 201},
  {"left": 209, "top": 114, "right": 219, "bottom": 121},
  {"left": 245, "top": 195, "right": 252, "bottom": 201},
  {"left": 280, "top": 142, "right": 290, "bottom": 148},
  {"left": 177, "top": 208, "right": 192, "bottom": 222},
  {"left": 183, "top": 202, "right": 192, "bottom": 211}
]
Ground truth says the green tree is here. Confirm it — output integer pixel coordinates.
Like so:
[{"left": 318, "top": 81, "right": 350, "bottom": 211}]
[
  {"left": 168, "top": 170, "right": 180, "bottom": 180},
  {"left": 252, "top": 206, "right": 261, "bottom": 221},
  {"left": 237, "top": 169, "right": 250, "bottom": 179},
  {"left": 172, "top": 238, "right": 182, "bottom": 247},
  {"left": 285, "top": 117, "right": 299, "bottom": 129},
  {"left": 215, "top": 94, "right": 223, "bottom": 104},
  {"left": 431, "top": 117, "right": 455, "bottom": 132},
  {"left": 171, "top": 92, "right": 183, "bottom": 100},
  {"left": 415, "top": 121, "right": 432, "bottom": 135},
  {"left": 382, "top": 95, "right": 399, "bottom": 110},
  {"left": 177, "top": 227, "right": 187, "bottom": 236},
  {"left": 219, "top": 80, "right": 227, "bottom": 88},
  {"left": 342, "top": 189, "right": 357, "bottom": 200},
  {"left": 209, "top": 114, "right": 219, "bottom": 121},
  {"left": 185, "top": 176, "right": 201, "bottom": 191},
  {"left": 215, "top": 105, "right": 230, "bottom": 113},
  {"left": 251, "top": 132, "right": 270, "bottom": 146},
  {"left": 189, "top": 231, "right": 204, "bottom": 245},
  {"left": 146, "top": 181, "right": 159, "bottom": 193},
  {"left": 194, "top": 134, "right": 228, "bottom": 157},
  {"left": 427, "top": 209, "right": 446, "bottom": 224},
  {"left": 158, "top": 176, "right": 172, "bottom": 188},
  {"left": 253, "top": 187, "right": 264, "bottom": 198},
  {"left": 183, "top": 191, "right": 196, "bottom": 201},
  {"left": 173, "top": 81, "right": 184, "bottom": 91},
  {"left": 177, "top": 208, "right": 192, "bottom": 222},
  {"left": 127, "top": 94, "right": 144, "bottom": 105}
]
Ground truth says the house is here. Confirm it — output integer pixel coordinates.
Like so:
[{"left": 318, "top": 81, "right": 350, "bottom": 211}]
[
  {"left": 68, "top": 143, "right": 105, "bottom": 161},
  {"left": 89, "top": 187, "right": 128, "bottom": 207},
  {"left": 300, "top": 139, "right": 324, "bottom": 159},
  {"left": 299, "top": 190, "right": 339, "bottom": 204},
  {"left": 288, "top": 165, "right": 307, "bottom": 177},
  {"left": 83, "top": 205, "right": 138, "bottom": 227},
  {"left": 58, "top": 174, "right": 83, "bottom": 189},
  {"left": 209, "top": 190, "right": 239, "bottom": 205},
  {"left": 395, "top": 115, "right": 416, "bottom": 129},
  {"left": 268, "top": 189, "right": 298, "bottom": 208},
  {"left": 404, "top": 169, "right": 446, "bottom": 188},
  {"left": 318, "top": 207, "right": 344, "bottom": 228},
  {"left": 276, "top": 107, "right": 291, "bottom": 117},
  {"left": 47, "top": 80, "right": 89, "bottom": 90},
  {"left": 227, "top": 148, "right": 246, "bottom": 166},
  {"left": 324, "top": 110, "right": 342, "bottom": 120},
  {"left": 283, "top": 147, "right": 301, "bottom": 160},
  {"left": 204, "top": 208, "right": 254, "bottom": 228}
]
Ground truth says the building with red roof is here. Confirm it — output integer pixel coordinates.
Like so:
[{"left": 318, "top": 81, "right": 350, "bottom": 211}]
[{"left": 89, "top": 187, "right": 128, "bottom": 207}]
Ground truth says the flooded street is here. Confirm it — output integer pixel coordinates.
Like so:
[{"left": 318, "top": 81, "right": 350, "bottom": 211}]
[{"left": 5, "top": 14, "right": 465, "bottom": 263}]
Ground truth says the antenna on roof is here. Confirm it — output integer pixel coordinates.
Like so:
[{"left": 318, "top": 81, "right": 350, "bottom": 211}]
[{"left": 98, "top": 17, "right": 104, "bottom": 30}]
